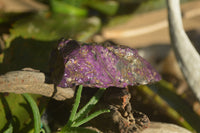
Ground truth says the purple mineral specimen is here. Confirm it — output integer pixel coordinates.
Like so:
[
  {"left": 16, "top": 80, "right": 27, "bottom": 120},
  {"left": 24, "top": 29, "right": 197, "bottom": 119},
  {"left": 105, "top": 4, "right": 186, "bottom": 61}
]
[{"left": 52, "top": 39, "right": 161, "bottom": 88}]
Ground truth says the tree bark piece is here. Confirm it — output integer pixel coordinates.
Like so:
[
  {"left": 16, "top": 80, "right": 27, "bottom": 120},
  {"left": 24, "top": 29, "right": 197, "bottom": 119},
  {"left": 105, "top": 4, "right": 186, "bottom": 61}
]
[{"left": 0, "top": 68, "right": 74, "bottom": 100}]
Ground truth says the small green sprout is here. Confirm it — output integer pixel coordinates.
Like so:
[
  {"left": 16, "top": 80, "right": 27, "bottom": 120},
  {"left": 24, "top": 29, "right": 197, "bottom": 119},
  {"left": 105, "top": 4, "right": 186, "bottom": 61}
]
[
  {"left": 22, "top": 85, "right": 109, "bottom": 133},
  {"left": 60, "top": 85, "right": 110, "bottom": 133}
]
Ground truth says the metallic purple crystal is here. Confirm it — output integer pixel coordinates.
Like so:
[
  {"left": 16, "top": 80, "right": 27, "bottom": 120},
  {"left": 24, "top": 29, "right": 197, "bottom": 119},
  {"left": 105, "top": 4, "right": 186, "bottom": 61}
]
[{"left": 54, "top": 39, "right": 161, "bottom": 88}]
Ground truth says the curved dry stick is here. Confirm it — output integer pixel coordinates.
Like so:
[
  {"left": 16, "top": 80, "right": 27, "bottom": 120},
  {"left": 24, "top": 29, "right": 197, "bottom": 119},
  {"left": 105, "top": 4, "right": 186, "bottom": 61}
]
[
  {"left": 0, "top": 69, "right": 74, "bottom": 100},
  {"left": 166, "top": 0, "right": 200, "bottom": 101}
]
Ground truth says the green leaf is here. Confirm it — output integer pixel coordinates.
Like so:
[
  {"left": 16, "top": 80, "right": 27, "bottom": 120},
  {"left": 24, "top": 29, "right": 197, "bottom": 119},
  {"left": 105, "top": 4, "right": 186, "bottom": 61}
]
[
  {"left": 3, "top": 123, "right": 13, "bottom": 133},
  {"left": 87, "top": 1, "right": 119, "bottom": 16},
  {"left": 50, "top": 0, "right": 88, "bottom": 16},
  {"left": 22, "top": 93, "right": 41, "bottom": 133},
  {"left": 1, "top": 13, "right": 100, "bottom": 73},
  {"left": 72, "top": 109, "right": 110, "bottom": 127},
  {"left": 67, "top": 85, "right": 83, "bottom": 127},
  {"left": 6, "top": 12, "right": 101, "bottom": 48},
  {"left": 0, "top": 93, "right": 46, "bottom": 132},
  {"left": 0, "top": 93, "right": 33, "bottom": 132}
]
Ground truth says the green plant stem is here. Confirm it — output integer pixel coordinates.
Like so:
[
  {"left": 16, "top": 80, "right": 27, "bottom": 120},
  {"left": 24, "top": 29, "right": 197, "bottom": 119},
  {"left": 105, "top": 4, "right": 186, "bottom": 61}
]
[
  {"left": 74, "top": 87, "right": 107, "bottom": 121},
  {"left": 60, "top": 87, "right": 108, "bottom": 132},
  {"left": 22, "top": 93, "right": 41, "bottom": 133},
  {"left": 62, "top": 85, "right": 83, "bottom": 131},
  {"left": 72, "top": 109, "right": 110, "bottom": 127},
  {"left": 69, "top": 85, "right": 83, "bottom": 122}
]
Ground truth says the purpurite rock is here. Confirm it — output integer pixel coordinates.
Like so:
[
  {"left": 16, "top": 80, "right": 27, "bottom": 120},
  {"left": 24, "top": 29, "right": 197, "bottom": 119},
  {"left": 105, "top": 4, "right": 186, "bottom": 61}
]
[{"left": 51, "top": 39, "right": 161, "bottom": 88}]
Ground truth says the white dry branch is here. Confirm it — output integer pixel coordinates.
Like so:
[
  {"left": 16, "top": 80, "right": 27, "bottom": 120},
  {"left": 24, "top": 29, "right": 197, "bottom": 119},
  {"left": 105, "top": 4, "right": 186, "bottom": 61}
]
[{"left": 166, "top": 0, "right": 200, "bottom": 101}]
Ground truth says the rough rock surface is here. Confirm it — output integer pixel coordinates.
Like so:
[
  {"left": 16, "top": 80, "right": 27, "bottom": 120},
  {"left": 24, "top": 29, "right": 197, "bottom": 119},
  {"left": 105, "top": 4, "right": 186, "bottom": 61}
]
[{"left": 51, "top": 39, "right": 161, "bottom": 88}]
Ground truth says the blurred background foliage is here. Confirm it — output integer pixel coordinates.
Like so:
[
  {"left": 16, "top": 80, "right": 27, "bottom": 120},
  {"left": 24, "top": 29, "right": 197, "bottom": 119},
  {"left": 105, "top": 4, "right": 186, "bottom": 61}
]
[{"left": 0, "top": 0, "right": 200, "bottom": 132}]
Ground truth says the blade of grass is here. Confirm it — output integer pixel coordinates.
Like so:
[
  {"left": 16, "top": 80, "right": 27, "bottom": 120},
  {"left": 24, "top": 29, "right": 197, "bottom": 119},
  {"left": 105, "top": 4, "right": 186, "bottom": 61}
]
[{"left": 22, "top": 93, "right": 41, "bottom": 133}]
